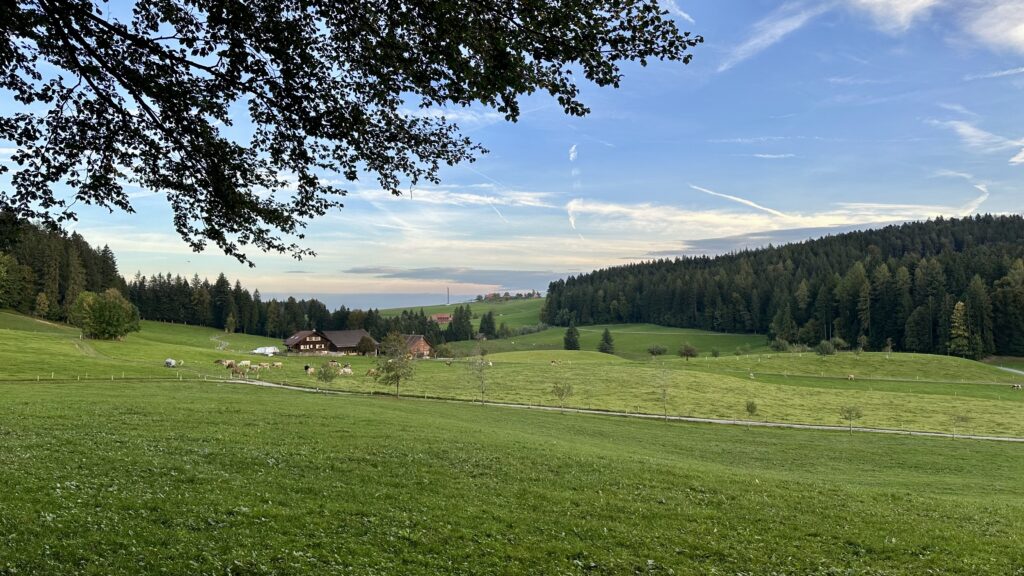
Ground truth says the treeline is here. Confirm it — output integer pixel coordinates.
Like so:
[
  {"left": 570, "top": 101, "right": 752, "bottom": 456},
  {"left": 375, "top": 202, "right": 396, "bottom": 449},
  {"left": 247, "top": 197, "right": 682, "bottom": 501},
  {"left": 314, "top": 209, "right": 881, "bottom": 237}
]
[
  {"left": 126, "top": 272, "right": 489, "bottom": 345},
  {"left": 0, "top": 213, "right": 125, "bottom": 319},
  {"left": 543, "top": 215, "right": 1024, "bottom": 359}
]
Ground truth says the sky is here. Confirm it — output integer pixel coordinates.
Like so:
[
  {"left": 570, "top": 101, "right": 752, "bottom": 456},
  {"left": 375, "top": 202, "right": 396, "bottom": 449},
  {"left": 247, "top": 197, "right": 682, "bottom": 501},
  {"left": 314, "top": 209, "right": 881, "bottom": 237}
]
[{"left": 2, "top": 0, "right": 1023, "bottom": 309}]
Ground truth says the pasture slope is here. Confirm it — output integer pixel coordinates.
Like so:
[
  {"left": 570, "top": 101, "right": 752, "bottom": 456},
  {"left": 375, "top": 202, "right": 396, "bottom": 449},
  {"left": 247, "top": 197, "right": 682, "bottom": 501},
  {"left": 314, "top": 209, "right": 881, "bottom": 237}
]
[
  {"left": 3, "top": 310, "right": 1024, "bottom": 573},
  {"left": 379, "top": 297, "right": 545, "bottom": 330},
  {"left": 1, "top": 310, "right": 1023, "bottom": 436}
]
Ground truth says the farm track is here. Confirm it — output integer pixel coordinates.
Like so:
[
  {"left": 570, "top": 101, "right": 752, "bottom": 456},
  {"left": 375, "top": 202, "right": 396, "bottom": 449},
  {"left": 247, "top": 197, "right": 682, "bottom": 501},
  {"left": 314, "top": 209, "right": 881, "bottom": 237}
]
[{"left": 224, "top": 377, "right": 1024, "bottom": 443}]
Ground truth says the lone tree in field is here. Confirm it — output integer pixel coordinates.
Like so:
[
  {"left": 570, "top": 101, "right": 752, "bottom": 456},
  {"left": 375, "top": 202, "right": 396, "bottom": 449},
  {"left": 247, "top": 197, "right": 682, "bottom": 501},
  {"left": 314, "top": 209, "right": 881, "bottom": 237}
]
[
  {"left": 1, "top": 1, "right": 702, "bottom": 264},
  {"left": 551, "top": 382, "right": 573, "bottom": 410},
  {"left": 745, "top": 400, "right": 758, "bottom": 421},
  {"left": 563, "top": 322, "right": 581, "bottom": 351},
  {"left": 839, "top": 405, "right": 863, "bottom": 433},
  {"left": 69, "top": 289, "right": 141, "bottom": 340},
  {"left": 375, "top": 332, "right": 413, "bottom": 397},
  {"left": 598, "top": 328, "right": 615, "bottom": 354},
  {"left": 355, "top": 335, "right": 378, "bottom": 356},
  {"left": 468, "top": 346, "right": 490, "bottom": 404},
  {"left": 678, "top": 343, "right": 698, "bottom": 361},
  {"left": 816, "top": 340, "right": 837, "bottom": 356}
]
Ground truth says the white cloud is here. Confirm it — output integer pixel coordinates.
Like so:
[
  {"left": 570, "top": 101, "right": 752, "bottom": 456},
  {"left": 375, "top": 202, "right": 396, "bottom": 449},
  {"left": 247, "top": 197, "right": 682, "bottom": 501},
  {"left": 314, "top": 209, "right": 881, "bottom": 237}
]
[
  {"left": 845, "top": 0, "right": 943, "bottom": 32},
  {"left": 929, "top": 120, "right": 1024, "bottom": 155},
  {"left": 718, "top": 3, "right": 831, "bottom": 72},
  {"left": 569, "top": 144, "right": 578, "bottom": 162},
  {"left": 965, "top": 1, "right": 1024, "bottom": 54},
  {"left": 937, "top": 103, "right": 977, "bottom": 116},
  {"left": 352, "top": 186, "right": 556, "bottom": 209},
  {"left": 663, "top": 0, "right": 695, "bottom": 23},
  {"left": 689, "top": 184, "right": 791, "bottom": 218},
  {"left": 962, "top": 184, "right": 990, "bottom": 214},
  {"left": 964, "top": 66, "right": 1024, "bottom": 81},
  {"left": 752, "top": 153, "right": 796, "bottom": 159},
  {"left": 933, "top": 169, "right": 974, "bottom": 180},
  {"left": 1011, "top": 148, "right": 1024, "bottom": 165},
  {"left": 402, "top": 107, "right": 504, "bottom": 126}
]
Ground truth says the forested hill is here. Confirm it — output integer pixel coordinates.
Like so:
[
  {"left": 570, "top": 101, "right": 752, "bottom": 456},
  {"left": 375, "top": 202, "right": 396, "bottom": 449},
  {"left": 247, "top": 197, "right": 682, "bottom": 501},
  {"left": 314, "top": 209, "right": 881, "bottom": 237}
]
[{"left": 542, "top": 215, "right": 1024, "bottom": 358}]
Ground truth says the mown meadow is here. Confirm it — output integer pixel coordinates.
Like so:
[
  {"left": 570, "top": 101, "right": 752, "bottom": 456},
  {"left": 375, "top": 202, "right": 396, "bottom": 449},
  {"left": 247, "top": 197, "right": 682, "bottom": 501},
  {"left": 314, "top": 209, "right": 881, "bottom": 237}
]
[{"left": 1, "top": 380, "right": 1022, "bottom": 575}]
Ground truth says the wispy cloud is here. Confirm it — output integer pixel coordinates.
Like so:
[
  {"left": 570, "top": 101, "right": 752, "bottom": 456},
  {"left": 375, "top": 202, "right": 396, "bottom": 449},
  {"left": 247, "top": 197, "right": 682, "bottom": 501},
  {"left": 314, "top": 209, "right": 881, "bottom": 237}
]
[
  {"left": 568, "top": 144, "right": 578, "bottom": 162},
  {"left": 663, "top": 0, "right": 695, "bottom": 23},
  {"left": 937, "top": 103, "right": 977, "bottom": 117},
  {"left": 353, "top": 186, "right": 556, "bottom": 209},
  {"left": 827, "top": 76, "right": 888, "bottom": 85},
  {"left": 845, "top": 0, "right": 943, "bottom": 32},
  {"left": 402, "top": 107, "right": 504, "bottom": 126},
  {"left": 963, "top": 184, "right": 990, "bottom": 214},
  {"left": 964, "top": 66, "right": 1024, "bottom": 81},
  {"left": 751, "top": 153, "right": 796, "bottom": 159},
  {"left": 929, "top": 119, "right": 1024, "bottom": 163},
  {"left": 933, "top": 169, "right": 974, "bottom": 181},
  {"left": 718, "top": 3, "right": 831, "bottom": 72},
  {"left": 689, "top": 184, "right": 791, "bottom": 218}
]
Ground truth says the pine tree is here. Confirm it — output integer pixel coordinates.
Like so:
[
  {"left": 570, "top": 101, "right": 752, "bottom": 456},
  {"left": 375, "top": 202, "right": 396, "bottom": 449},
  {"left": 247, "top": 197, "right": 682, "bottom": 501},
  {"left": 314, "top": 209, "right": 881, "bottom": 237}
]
[
  {"left": 948, "top": 301, "right": 971, "bottom": 358},
  {"left": 598, "top": 328, "right": 614, "bottom": 354},
  {"left": 563, "top": 321, "right": 580, "bottom": 350}
]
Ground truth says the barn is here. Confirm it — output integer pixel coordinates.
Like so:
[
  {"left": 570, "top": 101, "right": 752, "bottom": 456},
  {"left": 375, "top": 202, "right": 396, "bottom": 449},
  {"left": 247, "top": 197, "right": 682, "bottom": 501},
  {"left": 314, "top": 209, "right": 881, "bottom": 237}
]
[
  {"left": 402, "top": 334, "right": 433, "bottom": 358},
  {"left": 284, "top": 329, "right": 378, "bottom": 355}
]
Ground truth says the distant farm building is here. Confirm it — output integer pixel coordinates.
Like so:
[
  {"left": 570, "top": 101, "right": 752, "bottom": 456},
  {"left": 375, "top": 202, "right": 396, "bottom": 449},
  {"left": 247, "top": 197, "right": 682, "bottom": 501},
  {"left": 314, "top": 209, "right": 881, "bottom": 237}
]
[
  {"left": 284, "top": 329, "right": 378, "bottom": 355},
  {"left": 402, "top": 334, "right": 433, "bottom": 358},
  {"left": 430, "top": 313, "right": 452, "bottom": 323}
]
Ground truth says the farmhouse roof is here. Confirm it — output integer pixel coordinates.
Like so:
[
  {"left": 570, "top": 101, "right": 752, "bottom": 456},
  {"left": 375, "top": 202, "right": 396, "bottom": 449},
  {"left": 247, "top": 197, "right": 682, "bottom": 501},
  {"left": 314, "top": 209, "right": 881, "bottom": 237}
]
[
  {"left": 401, "top": 334, "right": 429, "bottom": 347},
  {"left": 284, "top": 330, "right": 315, "bottom": 347},
  {"left": 323, "top": 329, "right": 376, "bottom": 349}
]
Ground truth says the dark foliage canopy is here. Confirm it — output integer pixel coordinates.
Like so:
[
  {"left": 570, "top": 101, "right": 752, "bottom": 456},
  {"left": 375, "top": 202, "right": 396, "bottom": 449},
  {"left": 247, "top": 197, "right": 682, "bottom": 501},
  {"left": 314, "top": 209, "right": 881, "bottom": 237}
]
[{"left": 1, "top": 0, "right": 701, "bottom": 264}]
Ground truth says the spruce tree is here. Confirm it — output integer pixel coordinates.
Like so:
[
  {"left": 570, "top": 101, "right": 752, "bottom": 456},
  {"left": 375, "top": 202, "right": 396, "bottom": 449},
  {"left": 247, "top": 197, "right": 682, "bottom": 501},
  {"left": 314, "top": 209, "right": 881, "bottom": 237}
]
[
  {"left": 598, "top": 328, "right": 615, "bottom": 354},
  {"left": 948, "top": 301, "right": 971, "bottom": 358},
  {"left": 563, "top": 322, "right": 581, "bottom": 350}
]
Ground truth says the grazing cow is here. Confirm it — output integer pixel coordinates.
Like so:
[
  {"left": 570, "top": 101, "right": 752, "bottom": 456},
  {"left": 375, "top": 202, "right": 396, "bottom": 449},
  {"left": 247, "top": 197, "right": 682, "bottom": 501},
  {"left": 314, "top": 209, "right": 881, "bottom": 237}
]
[
  {"left": 271, "top": 362, "right": 283, "bottom": 369},
  {"left": 848, "top": 374, "right": 856, "bottom": 381},
  {"left": 444, "top": 360, "right": 453, "bottom": 367},
  {"left": 304, "top": 365, "right": 315, "bottom": 376},
  {"left": 340, "top": 366, "right": 353, "bottom": 376},
  {"left": 164, "top": 358, "right": 176, "bottom": 368},
  {"left": 238, "top": 360, "right": 251, "bottom": 367},
  {"left": 1012, "top": 384, "right": 1022, "bottom": 391},
  {"left": 550, "top": 360, "right": 561, "bottom": 366},
  {"left": 258, "top": 362, "right": 271, "bottom": 369},
  {"left": 230, "top": 365, "right": 248, "bottom": 379}
]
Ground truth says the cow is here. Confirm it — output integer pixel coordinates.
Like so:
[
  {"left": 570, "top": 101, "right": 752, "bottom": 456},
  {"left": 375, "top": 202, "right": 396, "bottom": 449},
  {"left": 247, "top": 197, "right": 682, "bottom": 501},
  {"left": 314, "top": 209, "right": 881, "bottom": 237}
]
[
  {"left": 1012, "top": 384, "right": 1022, "bottom": 391},
  {"left": 444, "top": 360, "right": 453, "bottom": 367},
  {"left": 848, "top": 374, "right": 856, "bottom": 381},
  {"left": 340, "top": 366, "right": 353, "bottom": 376},
  {"left": 258, "top": 362, "right": 271, "bottom": 369},
  {"left": 230, "top": 365, "right": 248, "bottom": 379},
  {"left": 304, "top": 365, "right": 315, "bottom": 376},
  {"left": 238, "top": 360, "right": 251, "bottom": 367},
  {"left": 271, "top": 362, "right": 283, "bottom": 369},
  {"left": 366, "top": 368, "right": 379, "bottom": 377},
  {"left": 164, "top": 358, "right": 176, "bottom": 368}
]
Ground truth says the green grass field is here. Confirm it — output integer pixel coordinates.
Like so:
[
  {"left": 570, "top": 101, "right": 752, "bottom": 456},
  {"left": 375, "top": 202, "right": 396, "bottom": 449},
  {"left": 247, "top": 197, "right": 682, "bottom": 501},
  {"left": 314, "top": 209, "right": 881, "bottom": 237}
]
[
  {"left": 379, "top": 297, "right": 545, "bottom": 330},
  {"left": 452, "top": 323, "right": 769, "bottom": 359},
  {"left": 1, "top": 381, "right": 1022, "bottom": 575},
  {"left": 2, "top": 311, "right": 1023, "bottom": 436}
]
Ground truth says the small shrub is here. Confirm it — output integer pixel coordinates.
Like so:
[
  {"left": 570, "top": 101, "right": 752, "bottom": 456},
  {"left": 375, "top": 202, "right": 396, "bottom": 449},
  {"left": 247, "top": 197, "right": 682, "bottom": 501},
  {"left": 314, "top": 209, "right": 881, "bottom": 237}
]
[
  {"left": 711, "top": 348, "right": 721, "bottom": 358},
  {"left": 831, "top": 337, "right": 849, "bottom": 351},
  {"left": 647, "top": 344, "right": 668, "bottom": 356},
  {"left": 678, "top": 343, "right": 698, "bottom": 361},
  {"left": 816, "top": 340, "right": 837, "bottom": 356},
  {"left": 770, "top": 339, "right": 790, "bottom": 352},
  {"left": 433, "top": 343, "right": 454, "bottom": 358}
]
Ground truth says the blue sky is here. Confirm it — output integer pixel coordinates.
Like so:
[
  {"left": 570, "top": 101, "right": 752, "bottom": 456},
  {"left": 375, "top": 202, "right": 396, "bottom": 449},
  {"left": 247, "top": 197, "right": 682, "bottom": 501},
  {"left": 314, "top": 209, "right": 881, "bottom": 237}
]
[{"left": 3, "top": 0, "right": 1023, "bottom": 307}]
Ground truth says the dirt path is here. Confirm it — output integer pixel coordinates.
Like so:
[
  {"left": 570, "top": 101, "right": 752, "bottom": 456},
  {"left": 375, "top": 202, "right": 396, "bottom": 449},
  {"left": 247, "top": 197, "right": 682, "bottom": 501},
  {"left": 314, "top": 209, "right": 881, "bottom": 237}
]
[
  {"left": 998, "top": 366, "right": 1024, "bottom": 377},
  {"left": 222, "top": 378, "right": 1024, "bottom": 443}
]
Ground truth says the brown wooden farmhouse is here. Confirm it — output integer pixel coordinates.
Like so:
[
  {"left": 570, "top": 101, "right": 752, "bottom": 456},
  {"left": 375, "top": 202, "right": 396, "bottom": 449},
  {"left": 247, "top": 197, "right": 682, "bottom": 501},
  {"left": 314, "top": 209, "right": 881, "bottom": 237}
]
[
  {"left": 284, "top": 329, "right": 378, "bottom": 355},
  {"left": 402, "top": 334, "right": 433, "bottom": 358}
]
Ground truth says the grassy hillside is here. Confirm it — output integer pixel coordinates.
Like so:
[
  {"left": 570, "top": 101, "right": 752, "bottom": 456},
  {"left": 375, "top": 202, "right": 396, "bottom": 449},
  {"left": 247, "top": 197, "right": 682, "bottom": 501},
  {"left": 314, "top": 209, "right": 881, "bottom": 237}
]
[
  {"left": 1, "top": 311, "right": 1022, "bottom": 436},
  {"left": 379, "top": 297, "right": 544, "bottom": 329},
  {"left": 452, "top": 323, "right": 769, "bottom": 359},
  {"left": 1, "top": 381, "right": 1022, "bottom": 575}
]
